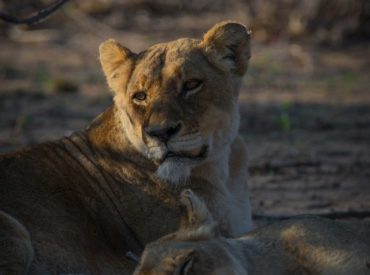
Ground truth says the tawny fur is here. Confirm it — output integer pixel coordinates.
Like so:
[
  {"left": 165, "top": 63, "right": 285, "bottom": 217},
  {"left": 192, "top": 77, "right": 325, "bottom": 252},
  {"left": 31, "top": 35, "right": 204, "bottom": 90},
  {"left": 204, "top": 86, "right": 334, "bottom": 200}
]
[
  {"left": 134, "top": 190, "right": 370, "bottom": 275},
  {"left": 0, "top": 21, "right": 252, "bottom": 274}
]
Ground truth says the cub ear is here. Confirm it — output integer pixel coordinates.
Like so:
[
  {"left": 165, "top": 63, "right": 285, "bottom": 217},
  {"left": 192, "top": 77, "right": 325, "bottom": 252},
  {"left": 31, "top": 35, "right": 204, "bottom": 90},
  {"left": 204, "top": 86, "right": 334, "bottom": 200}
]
[
  {"left": 99, "top": 39, "right": 135, "bottom": 93},
  {"left": 174, "top": 249, "right": 195, "bottom": 275},
  {"left": 179, "top": 189, "right": 218, "bottom": 238},
  {"left": 158, "top": 190, "right": 218, "bottom": 242},
  {"left": 200, "top": 21, "right": 251, "bottom": 75},
  {"left": 180, "top": 189, "right": 213, "bottom": 228}
]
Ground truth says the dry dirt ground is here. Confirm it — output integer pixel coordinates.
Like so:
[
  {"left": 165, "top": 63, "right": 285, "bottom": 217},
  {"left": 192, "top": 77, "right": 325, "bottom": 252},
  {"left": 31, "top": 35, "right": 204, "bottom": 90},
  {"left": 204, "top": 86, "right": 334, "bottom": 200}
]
[{"left": 0, "top": 16, "right": 370, "bottom": 222}]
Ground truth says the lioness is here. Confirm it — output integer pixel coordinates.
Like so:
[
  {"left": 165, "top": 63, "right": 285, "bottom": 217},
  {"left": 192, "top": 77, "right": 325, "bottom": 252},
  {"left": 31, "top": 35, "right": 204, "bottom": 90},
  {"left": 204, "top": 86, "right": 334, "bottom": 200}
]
[
  {"left": 134, "top": 190, "right": 370, "bottom": 275},
  {"left": 0, "top": 21, "right": 252, "bottom": 274}
]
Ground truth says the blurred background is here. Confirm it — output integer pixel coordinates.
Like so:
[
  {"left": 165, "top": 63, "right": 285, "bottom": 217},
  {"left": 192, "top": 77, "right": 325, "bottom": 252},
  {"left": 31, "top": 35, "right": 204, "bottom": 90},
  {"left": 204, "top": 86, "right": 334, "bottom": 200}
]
[{"left": 0, "top": 0, "right": 369, "bottom": 218}]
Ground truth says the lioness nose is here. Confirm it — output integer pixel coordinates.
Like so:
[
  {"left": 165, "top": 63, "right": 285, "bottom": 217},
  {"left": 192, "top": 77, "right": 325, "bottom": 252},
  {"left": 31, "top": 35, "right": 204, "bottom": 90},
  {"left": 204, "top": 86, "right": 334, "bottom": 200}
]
[{"left": 145, "top": 122, "right": 182, "bottom": 143}]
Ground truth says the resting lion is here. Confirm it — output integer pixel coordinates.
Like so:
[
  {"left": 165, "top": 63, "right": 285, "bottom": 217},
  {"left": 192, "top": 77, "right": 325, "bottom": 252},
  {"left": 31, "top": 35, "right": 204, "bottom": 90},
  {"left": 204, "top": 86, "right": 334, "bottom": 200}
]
[
  {"left": 134, "top": 189, "right": 370, "bottom": 275},
  {"left": 0, "top": 21, "right": 252, "bottom": 274}
]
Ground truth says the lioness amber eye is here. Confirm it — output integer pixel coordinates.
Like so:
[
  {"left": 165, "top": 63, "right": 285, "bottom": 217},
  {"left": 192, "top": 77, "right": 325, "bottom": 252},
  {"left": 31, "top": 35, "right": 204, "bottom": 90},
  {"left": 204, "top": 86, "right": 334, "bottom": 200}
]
[
  {"left": 183, "top": 79, "right": 203, "bottom": 94},
  {"left": 132, "top": 91, "right": 147, "bottom": 102}
]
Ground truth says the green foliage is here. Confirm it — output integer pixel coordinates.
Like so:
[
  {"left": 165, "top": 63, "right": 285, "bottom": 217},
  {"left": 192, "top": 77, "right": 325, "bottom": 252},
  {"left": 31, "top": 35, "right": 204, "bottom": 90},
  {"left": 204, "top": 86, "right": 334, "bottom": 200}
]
[
  {"left": 279, "top": 102, "right": 292, "bottom": 131},
  {"left": 279, "top": 112, "right": 291, "bottom": 131}
]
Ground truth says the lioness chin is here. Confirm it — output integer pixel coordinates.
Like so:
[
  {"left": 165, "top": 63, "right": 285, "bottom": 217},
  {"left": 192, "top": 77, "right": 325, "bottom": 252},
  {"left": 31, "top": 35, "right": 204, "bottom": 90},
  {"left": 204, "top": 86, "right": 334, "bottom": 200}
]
[{"left": 0, "top": 21, "right": 252, "bottom": 274}]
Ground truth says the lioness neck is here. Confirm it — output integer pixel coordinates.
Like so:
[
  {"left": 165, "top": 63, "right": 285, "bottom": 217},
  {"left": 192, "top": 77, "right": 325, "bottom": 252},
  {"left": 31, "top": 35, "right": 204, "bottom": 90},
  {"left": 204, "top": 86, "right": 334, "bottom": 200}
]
[
  {"left": 72, "top": 106, "right": 249, "bottom": 239},
  {"left": 192, "top": 146, "right": 231, "bottom": 187},
  {"left": 86, "top": 106, "right": 157, "bottom": 177}
]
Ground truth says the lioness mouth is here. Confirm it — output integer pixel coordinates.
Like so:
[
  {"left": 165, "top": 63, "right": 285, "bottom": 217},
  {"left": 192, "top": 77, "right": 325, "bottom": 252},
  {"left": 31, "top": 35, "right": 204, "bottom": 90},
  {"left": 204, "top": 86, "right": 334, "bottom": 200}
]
[{"left": 164, "top": 145, "right": 208, "bottom": 162}]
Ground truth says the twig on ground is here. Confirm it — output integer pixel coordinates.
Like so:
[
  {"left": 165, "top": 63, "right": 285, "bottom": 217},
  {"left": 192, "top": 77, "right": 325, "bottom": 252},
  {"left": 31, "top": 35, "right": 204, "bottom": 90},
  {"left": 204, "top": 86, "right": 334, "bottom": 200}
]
[
  {"left": 249, "top": 160, "right": 321, "bottom": 173},
  {"left": 253, "top": 209, "right": 370, "bottom": 220},
  {"left": 0, "top": 0, "right": 69, "bottom": 25}
]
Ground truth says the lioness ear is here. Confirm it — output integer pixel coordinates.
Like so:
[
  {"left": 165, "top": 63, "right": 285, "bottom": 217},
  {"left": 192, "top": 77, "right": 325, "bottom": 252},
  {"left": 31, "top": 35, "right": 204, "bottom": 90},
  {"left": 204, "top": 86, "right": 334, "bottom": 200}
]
[
  {"left": 200, "top": 21, "right": 251, "bottom": 75},
  {"left": 99, "top": 39, "right": 135, "bottom": 92}
]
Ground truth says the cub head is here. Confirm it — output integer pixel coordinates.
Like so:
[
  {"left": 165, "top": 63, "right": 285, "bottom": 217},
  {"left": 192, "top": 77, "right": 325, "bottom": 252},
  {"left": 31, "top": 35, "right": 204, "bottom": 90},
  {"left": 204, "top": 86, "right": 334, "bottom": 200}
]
[
  {"left": 133, "top": 189, "right": 245, "bottom": 275},
  {"left": 99, "top": 21, "right": 251, "bottom": 184}
]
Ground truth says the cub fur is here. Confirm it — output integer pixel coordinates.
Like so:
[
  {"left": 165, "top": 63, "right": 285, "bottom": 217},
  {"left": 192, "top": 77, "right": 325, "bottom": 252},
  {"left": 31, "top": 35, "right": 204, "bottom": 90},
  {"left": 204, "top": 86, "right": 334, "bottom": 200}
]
[
  {"left": 134, "top": 190, "right": 370, "bottom": 275},
  {"left": 0, "top": 21, "right": 252, "bottom": 274}
]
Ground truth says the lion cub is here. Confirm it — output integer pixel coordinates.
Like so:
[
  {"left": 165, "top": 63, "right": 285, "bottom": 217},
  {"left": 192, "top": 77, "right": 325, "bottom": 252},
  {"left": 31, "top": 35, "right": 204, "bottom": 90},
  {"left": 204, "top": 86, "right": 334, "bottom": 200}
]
[{"left": 134, "top": 190, "right": 370, "bottom": 275}]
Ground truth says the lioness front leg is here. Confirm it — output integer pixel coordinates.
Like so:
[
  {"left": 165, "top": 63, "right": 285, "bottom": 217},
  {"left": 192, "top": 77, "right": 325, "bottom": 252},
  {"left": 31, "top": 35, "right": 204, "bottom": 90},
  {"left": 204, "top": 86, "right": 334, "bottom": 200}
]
[
  {"left": 0, "top": 211, "right": 34, "bottom": 275},
  {"left": 228, "top": 135, "right": 253, "bottom": 233}
]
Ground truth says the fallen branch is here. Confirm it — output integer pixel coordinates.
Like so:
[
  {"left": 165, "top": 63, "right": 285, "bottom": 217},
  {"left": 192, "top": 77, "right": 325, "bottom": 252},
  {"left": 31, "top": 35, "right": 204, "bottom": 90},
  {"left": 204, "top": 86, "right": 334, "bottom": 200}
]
[
  {"left": 253, "top": 209, "right": 370, "bottom": 220},
  {"left": 0, "top": 0, "right": 69, "bottom": 25},
  {"left": 249, "top": 160, "right": 321, "bottom": 173}
]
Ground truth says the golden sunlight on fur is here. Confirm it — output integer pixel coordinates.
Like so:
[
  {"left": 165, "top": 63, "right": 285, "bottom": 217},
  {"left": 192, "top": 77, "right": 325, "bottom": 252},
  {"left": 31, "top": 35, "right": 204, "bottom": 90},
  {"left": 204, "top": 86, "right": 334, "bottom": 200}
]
[
  {"left": 99, "top": 21, "right": 251, "bottom": 185},
  {"left": 0, "top": 21, "right": 252, "bottom": 274},
  {"left": 134, "top": 190, "right": 370, "bottom": 275}
]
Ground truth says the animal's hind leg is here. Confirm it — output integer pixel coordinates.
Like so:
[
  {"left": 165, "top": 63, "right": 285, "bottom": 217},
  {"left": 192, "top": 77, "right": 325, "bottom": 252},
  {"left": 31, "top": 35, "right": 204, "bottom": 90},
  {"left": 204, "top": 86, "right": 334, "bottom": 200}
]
[{"left": 0, "top": 210, "right": 34, "bottom": 275}]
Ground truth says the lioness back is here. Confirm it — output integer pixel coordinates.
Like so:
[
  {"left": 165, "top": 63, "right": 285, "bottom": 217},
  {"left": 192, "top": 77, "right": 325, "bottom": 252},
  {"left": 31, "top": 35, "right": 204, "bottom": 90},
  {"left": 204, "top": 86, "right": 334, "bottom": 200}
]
[{"left": 0, "top": 140, "right": 136, "bottom": 274}]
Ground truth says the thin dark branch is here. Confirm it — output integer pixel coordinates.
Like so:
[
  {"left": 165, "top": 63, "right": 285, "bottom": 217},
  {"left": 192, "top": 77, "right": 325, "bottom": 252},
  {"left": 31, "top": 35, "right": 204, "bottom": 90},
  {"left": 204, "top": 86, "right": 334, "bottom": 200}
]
[
  {"left": 253, "top": 209, "right": 370, "bottom": 220},
  {"left": 249, "top": 160, "right": 321, "bottom": 173},
  {"left": 0, "top": 0, "right": 69, "bottom": 25}
]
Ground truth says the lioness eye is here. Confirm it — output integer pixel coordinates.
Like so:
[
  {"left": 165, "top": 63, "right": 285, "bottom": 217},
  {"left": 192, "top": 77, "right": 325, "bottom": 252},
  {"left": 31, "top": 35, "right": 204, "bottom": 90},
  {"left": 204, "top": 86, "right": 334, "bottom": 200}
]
[
  {"left": 182, "top": 79, "right": 203, "bottom": 96},
  {"left": 132, "top": 91, "right": 147, "bottom": 102}
]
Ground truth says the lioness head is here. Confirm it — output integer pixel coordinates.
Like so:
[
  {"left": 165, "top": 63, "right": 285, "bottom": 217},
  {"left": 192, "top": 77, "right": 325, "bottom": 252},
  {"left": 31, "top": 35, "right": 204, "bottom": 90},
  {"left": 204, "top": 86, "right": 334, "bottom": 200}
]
[
  {"left": 133, "top": 189, "right": 244, "bottom": 275},
  {"left": 99, "top": 21, "right": 251, "bottom": 184}
]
